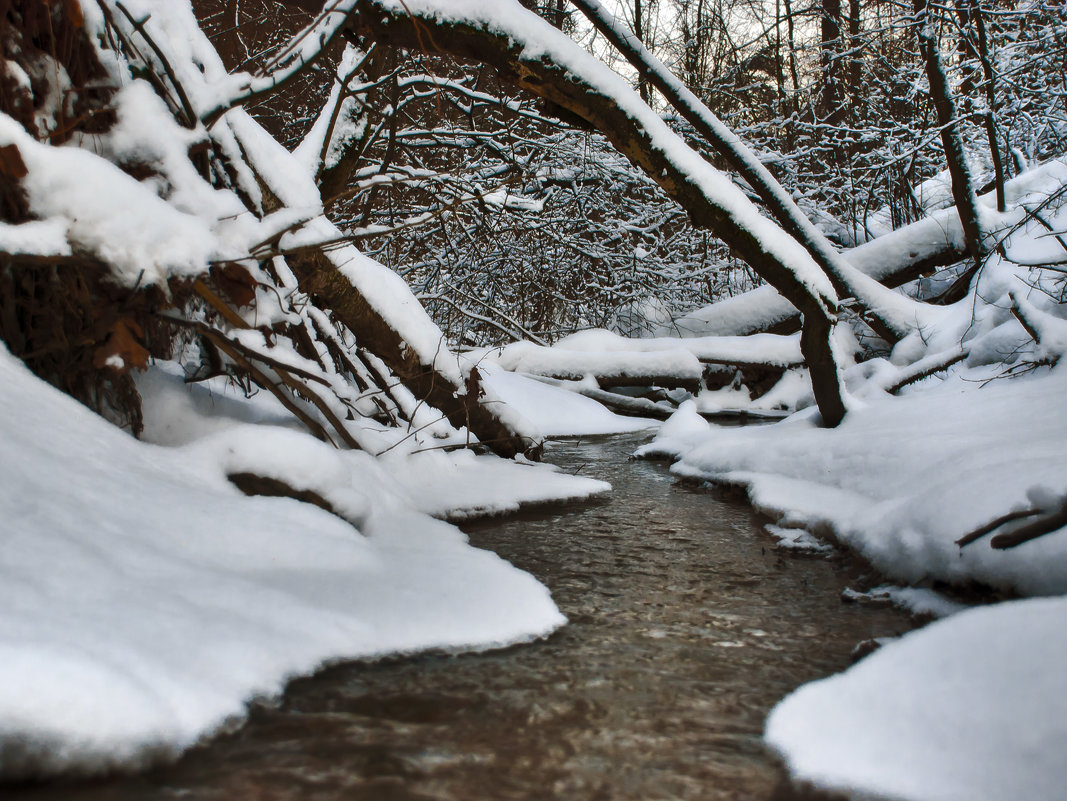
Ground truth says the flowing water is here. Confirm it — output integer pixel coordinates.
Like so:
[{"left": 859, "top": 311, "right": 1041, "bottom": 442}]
[{"left": 11, "top": 433, "right": 914, "bottom": 801}]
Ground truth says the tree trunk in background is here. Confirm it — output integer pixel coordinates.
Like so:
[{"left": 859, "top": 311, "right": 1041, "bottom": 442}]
[
  {"left": 914, "top": 0, "right": 985, "bottom": 269},
  {"left": 951, "top": 0, "right": 983, "bottom": 98},
  {"left": 970, "top": 1, "right": 1007, "bottom": 210},
  {"left": 819, "top": 0, "right": 843, "bottom": 124},
  {"left": 679, "top": 0, "right": 708, "bottom": 94},
  {"left": 847, "top": 0, "right": 862, "bottom": 123},
  {"left": 634, "top": 0, "right": 650, "bottom": 103}
]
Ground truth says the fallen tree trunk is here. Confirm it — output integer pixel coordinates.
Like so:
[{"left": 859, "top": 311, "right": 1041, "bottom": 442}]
[
  {"left": 671, "top": 199, "right": 978, "bottom": 337},
  {"left": 288, "top": 247, "right": 543, "bottom": 458},
  {"left": 672, "top": 157, "right": 1067, "bottom": 339},
  {"left": 525, "top": 373, "right": 790, "bottom": 420},
  {"left": 485, "top": 331, "right": 800, "bottom": 395}
]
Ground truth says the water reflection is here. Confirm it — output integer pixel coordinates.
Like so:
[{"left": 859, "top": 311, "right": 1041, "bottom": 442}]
[{"left": 9, "top": 434, "right": 912, "bottom": 801}]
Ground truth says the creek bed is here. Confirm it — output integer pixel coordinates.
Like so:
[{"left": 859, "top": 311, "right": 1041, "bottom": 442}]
[{"left": 11, "top": 433, "right": 914, "bottom": 801}]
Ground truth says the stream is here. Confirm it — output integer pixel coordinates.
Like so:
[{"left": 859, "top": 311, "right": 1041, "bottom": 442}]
[{"left": 12, "top": 433, "right": 915, "bottom": 801}]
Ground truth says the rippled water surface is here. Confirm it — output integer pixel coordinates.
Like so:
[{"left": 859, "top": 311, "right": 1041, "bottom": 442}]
[{"left": 12, "top": 433, "right": 914, "bottom": 801}]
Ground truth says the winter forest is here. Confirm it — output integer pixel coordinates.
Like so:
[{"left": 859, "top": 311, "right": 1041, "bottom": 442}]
[{"left": 1, "top": 0, "right": 1066, "bottom": 798}]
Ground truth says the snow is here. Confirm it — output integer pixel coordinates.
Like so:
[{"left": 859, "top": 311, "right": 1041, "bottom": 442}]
[
  {"left": 0, "top": 219, "right": 71, "bottom": 258},
  {"left": 842, "top": 585, "right": 967, "bottom": 619},
  {"left": 765, "top": 524, "right": 833, "bottom": 554},
  {"left": 655, "top": 399, "right": 710, "bottom": 441},
  {"left": 0, "top": 112, "right": 214, "bottom": 287},
  {"left": 670, "top": 285, "right": 796, "bottom": 338},
  {"left": 383, "top": 447, "right": 609, "bottom": 520},
  {"left": 551, "top": 328, "right": 804, "bottom": 366},
  {"left": 766, "top": 596, "right": 1067, "bottom": 801},
  {"left": 0, "top": 346, "right": 622, "bottom": 779}
]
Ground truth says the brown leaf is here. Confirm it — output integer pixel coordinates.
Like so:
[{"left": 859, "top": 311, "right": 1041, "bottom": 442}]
[
  {"left": 120, "top": 161, "right": 162, "bottom": 182},
  {"left": 465, "top": 365, "right": 485, "bottom": 400},
  {"left": 0, "top": 144, "right": 27, "bottom": 181},
  {"left": 93, "top": 319, "right": 150, "bottom": 373},
  {"left": 211, "top": 264, "right": 258, "bottom": 309}
]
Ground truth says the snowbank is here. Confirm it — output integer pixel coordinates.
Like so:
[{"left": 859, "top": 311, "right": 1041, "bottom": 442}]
[
  {"left": 0, "top": 348, "right": 613, "bottom": 779},
  {"left": 766, "top": 596, "right": 1067, "bottom": 801},
  {"left": 641, "top": 366, "right": 1067, "bottom": 595}
]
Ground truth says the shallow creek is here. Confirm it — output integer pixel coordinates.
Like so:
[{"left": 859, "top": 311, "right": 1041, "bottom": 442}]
[{"left": 13, "top": 433, "right": 915, "bottom": 801}]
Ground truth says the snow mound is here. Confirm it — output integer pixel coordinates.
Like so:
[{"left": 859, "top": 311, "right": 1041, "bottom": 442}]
[
  {"left": 0, "top": 347, "right": 570, "bottom": 779},
  {"left": 766, "top": 596, "right": 1067, "bottom": 801}
]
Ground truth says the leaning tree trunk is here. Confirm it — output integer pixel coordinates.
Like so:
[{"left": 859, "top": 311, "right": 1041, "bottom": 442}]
[
  {"left": 349, "top": 0, "right": 849, "bottom": 427},
  {"left": 222, "top": 114, "right": 542, "bottom": 459},
  {"left": 570, "top": 0, "right": 926, "bottom": 345}
]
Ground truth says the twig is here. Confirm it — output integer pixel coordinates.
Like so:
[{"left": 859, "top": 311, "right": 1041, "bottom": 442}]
[
  {"left": 956, "top": 507, "right": 1043, "bottom": 547},
  {"left": 185, "top": 286, "right": 363, "bottom": 449},
  {"left": 886, "top": 348, "right": 969, "bottom": 395},
  {"left": 114, "top": 2, "right": 199, "bottom": 127},
  {"left": 209, "top": 330, "right": 337, "bottom": 446},
  {"left": 991, "top": 499, "right": 1067, "bottom": 549},
  {"left": 160, "top": 315, "right": 331, "bottom": 387}
]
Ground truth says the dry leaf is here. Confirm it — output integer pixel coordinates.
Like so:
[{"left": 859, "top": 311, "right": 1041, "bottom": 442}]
[
  {"left": 93, "top": 319, "right": 150, "bottom": 373},
  {"left": 0, "top": 144, "right": 27, "bottom": 181},
  {"left": 212, "top": 264, "right": 258, "bottom": 309}
]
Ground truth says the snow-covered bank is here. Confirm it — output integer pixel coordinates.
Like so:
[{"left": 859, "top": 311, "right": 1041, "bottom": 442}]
[
  {"left": 640, "top": 365, "right": 1067, "bottom": 799},
  {"left": 766, "top": 596, "right": 1067, "bottom": 801},
  {"left": 640, "top": 366, "right": 1067, "bottom": 595},
  {"left": 0, "top": 348, "right": 612, "bottom": 780}
]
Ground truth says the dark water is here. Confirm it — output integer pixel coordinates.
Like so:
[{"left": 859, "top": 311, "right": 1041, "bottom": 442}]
[{"left": 11, "top": 434, "right": 913, "bottom": 801}]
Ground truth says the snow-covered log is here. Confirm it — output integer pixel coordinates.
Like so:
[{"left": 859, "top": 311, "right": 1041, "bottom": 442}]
[
  {"left": 479, "top": 329, "right": 801, "bottom": 396},
  {"left": 673, "top": 158, "right": 1067, "bottom": 338}
]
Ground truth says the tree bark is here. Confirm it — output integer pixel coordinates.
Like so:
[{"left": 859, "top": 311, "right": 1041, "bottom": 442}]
[
  {"left": 970, "top": 1, "right": 1006, "bottom": 211},
  {"left": 819, "top": 0, "right": 843, "bottom": 123}
]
